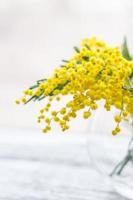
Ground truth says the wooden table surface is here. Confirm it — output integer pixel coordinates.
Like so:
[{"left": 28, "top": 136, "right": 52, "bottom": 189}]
[{"left": 0, "top": 128, "right": 128, "bottom": 200}]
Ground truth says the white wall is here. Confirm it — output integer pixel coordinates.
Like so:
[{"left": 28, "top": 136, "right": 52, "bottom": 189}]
[{"left": 0, "top": 0, "right": 129, "bottom": 84}]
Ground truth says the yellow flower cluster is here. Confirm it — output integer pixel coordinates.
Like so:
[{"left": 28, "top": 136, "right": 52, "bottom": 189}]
[{"left": 16, "top": 37, "right": 133, "bottom": 135}]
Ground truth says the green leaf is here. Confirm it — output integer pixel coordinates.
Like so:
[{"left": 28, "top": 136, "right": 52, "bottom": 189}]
[
  {"left": 122, "top": 37, "right": 132, "bottom": 61},
  {"left": 76, "top": 60, "right": 82, "bottom": 64},
  {"left": 129, "top": 68, "right": 133, "bottom": 79},
  {"left": 25, "top": 95, "right": 37, "bottom": 104},
  {"left": 62, "top": 59, "right": 69, "bottom": 63},
  {"left": 85, "top": 44, "right": 91, "bottom": 50},
  {"left": 95, "top": 71, "right": 102, "bottom": 80},
  {"left": 60, "top": 65, "right": 66, "bottom": 68},
  {"left": 29, "top": 79, "right": 47, "bottom": 90},
  {"left": 74, "top": 46, "right": 80, "bottom": 53},
  {"left": 29, "top": 84, "right": 39, "bottom": 90},
  {"left": 82, "top": 56, "right": 90, "bottom": 61}
]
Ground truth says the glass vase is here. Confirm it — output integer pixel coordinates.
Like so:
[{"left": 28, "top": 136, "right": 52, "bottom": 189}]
[{"left": 87, "top": 105, "right": 133, "bottom": 199}]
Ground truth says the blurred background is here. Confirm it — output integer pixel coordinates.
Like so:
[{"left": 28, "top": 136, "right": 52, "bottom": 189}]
[
  {"left": 0, "top": 0, "right": 133, "bottom": 130},
  {"left": 0, "top": 0, "right": 133, "bottom": 199}
]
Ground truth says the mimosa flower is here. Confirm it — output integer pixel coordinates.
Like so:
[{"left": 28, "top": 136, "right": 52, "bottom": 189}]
[{"left": 16, "top": 37, "right": 133, "bottom": 134}]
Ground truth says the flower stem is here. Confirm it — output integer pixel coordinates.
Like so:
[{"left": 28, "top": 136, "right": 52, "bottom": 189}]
[{"left": 110, "top": 136, "right": 133, "bottom": 176}]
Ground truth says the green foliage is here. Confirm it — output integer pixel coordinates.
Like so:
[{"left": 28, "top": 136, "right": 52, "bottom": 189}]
[{"left": 122, "top": 37, "right": 132, "bottom": 61}]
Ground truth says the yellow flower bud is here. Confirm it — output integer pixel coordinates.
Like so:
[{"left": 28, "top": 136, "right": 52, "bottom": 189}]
[
  {"left": 54, "top": 116, "right": 60, "bottom": 122},
  {"left": 114, "top": 115, "right": 121, "bottom": 123},
  {"left": 60, "top": 108, "right": 66, "bottom": 115},
  {"left": 83, "top": 111, "right": 91, "bottom": 119},
  {"left": 15, "top": 100, "right": 20, "bottom": 105},
  {"left": 122, "top": 111, "right": 128, "bottom": 117},
  {"left": 45, "top": 118, "right": 50, "bottom": 124}
]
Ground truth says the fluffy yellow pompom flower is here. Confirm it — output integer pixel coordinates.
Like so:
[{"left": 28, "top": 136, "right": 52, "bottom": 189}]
[
  {"left": 114, "top": 115, "right": 122, "bottom": 123},
  {"left": 16, "top": 37, "right": 133, "bottom": 135},
  {"left": 83, "top": 111, "right": 91, "bottom": 119}
]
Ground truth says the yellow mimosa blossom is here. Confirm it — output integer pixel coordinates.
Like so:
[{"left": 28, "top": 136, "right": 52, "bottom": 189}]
[{"left": 16, "top": 37, "right": 133, "bottom": 135}]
